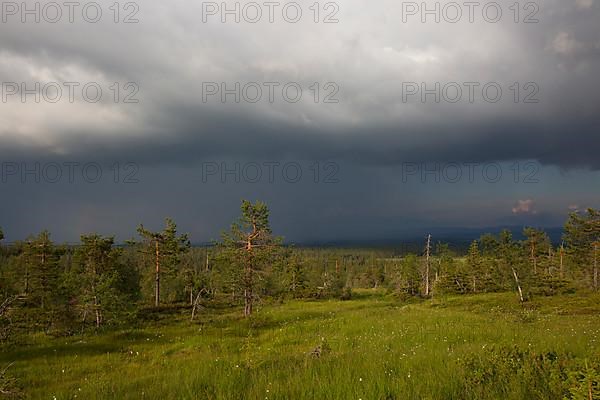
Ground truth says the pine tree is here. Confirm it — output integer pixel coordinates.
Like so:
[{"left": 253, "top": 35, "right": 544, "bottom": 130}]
[
  {"left": 522, "top": 227, "right": 551, "bottom": 275},
  {"left": 74, "top": 234, "right": 134, "bottom": 328},
  {"left": 219, "top": 200, "right": 282, "bottom": 316},
  {"left": 136, "top": 218, "right": 190, "bottom": 306}
]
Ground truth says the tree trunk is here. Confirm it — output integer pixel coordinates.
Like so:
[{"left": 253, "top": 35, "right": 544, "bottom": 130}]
[
  {"left": 40, "top": 250, "right": 46, "bottom": 309},
  {"left": 244, "top": 289, "right": 253, "bottom": 317},
  {"left": 531, "top": 242, "right": 537, "bottom": 274},
  {"left": 155, "top": 240, "right": 160, "bottom": 307},
  {"left": 191, "top": 290, "right": 203, "bottom": 321},
  {"left": 91, "top": 259, "right": 101, "bottom": 328},
  {"left": 94, "top": 295, "right": 101, "bottom": 328},
  {"left": 243, "top": 239, "right": 254, "bottom": 317},
  {"left": 594, "top": 243, "right": 598, "bottom": 291},
  {"left": 244, "top": 256, "right": 253, "bottom": 317},
  {"left": 559, "top": 243, "right": 564, "bottom": 279},
  {"left": 24, "top": 266, "right": 29, "bottom": 295},
  {"left": 424, "top": 234, "right": 431, "bottom": 296},
  {"left": 511, "top": 268, "right": 524, "bottom": 302}
]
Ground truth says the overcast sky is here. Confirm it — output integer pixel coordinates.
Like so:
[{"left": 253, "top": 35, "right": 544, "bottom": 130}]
[{"left": 0, "top": 0, "right": 599, "bottom": 243}]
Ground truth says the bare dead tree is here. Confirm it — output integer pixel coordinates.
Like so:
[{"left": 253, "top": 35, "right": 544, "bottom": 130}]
[
  {"left": 511, "top": 268, "right": 524, "bottom": 302},
  {"left": 0, "top": 297, "right": 17, "bottom": 317},
  {"left": 0, "top": 295, "right": 22, "bottom": 341},
  {"left": 0, "top": 362, "right": 21, "bottom": 397},
  {"left": 424, "top": 234, "right": 431, "bottom": 296},
  {"left": 190, "top": 288, "right": 209, "bottom": 321},
  {"left": 205, "top": 249, "right": 210, "bottom": 273}
]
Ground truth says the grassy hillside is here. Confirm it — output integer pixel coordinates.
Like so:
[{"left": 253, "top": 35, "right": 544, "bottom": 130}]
[{"left": 2, "top": 290, "right": 600, "bottom": 399}]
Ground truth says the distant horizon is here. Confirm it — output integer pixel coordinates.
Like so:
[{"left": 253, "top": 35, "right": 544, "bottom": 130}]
[{"left": 1, "top": 224, "right": 568, "bottom": 248}]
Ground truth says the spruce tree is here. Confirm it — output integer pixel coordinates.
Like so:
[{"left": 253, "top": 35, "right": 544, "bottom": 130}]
[
  {"left": 467, "top": 240, "right": 483, "bottom": 293},
  {"left": 24, "top": 231, "right": 60, "bottom": 310},
  {"left": 284, "top": 250, "right": 307, "bottom": 298},
  {"left": 564, "top": 208, "right": 600, "bottom": 290}
]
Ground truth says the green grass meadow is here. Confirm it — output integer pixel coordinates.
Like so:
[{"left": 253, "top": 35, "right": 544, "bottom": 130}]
[{"left": 3, "top": 290, "right": 600, "bottom": 399}]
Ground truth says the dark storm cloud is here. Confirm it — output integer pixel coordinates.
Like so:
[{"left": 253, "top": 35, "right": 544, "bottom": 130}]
[
  {"left": 1, "top": 105, "right": 598, "bottom": 170},
  {"left": 0, "top": 0, "right": 599, "bottom": 241},
  {"left": 0, "top": 0, "right": 599, "bottom": 169}
]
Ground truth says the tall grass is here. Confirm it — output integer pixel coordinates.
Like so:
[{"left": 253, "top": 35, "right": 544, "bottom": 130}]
[{"left": 2, "top": 290, "right": 600, "bottom": 399}]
